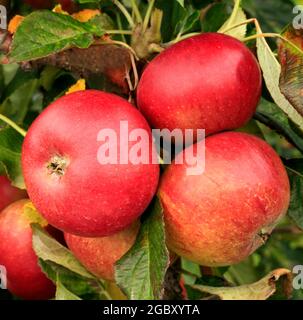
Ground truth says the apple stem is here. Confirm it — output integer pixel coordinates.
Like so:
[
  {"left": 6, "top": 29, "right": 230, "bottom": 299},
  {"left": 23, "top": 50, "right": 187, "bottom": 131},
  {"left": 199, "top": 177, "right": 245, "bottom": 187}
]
[
  {"left": 243, "top": 33, "right": 303, "bottom": 56},
  {"left": 221, "top": 16, "right": 303, "bottom": 58},
  {"left": 167, "top": 32, "right": 201, "bottom": 46},
  {"left": 0, "top": 114, "right": 27, "bottom": 137},
  {"left": 115, "top": 12, "right": 127, "bottom": 42},
  {"left": 130, "top": 52, "right": 139, "bottom": 90},
  {"left": 130, "top": 0, "right": 143, "bottom": 24},
  {"left": 220, "top": 18, "right": 256, "bottom": 35},
  {"left": 112, "top": 0, "right": 135, "bottom": 29},
  {"left": 143, "top": 0, "right": 155, "bottom": 33}
]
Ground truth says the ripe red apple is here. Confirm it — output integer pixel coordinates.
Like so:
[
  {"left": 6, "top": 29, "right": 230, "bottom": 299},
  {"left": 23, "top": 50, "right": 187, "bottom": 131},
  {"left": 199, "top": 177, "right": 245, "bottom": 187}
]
[
  {"left": 0, "top": 199, "right": 55, "bottom": 300},
  {"left": 65, "top": 222, "right": 140, "bottom": 281},
  {"left": 22, "top": 90, "right": 159, "bottom": 237},
  {"left": 137, "top": 33, "right": 262, "bottom": 138},
  {"left": 0, "top": 175, "right": 27, "bottom": 212},
  {"left": 159, "top": 132, "right": 290, "bottom": 266}
]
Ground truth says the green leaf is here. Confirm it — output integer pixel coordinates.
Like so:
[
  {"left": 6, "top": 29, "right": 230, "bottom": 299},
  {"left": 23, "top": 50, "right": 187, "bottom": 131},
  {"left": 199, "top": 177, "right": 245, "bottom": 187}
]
[
  {"left": 39, "top": 260, "right": 105, "bottom": 300},
  {"left": 174, "top": 8, "right": 201, "bottom": 37},
  {"left": 278, "top": 24, "right": 303, "bottom": 117},
  {"left": 255, "top": 98, "right": 303, "bottom": 153},
  {"left": 89, "top": 12, "right": 115, "bottom": 31},
  {"left": 155, "top": 0, "right": 187, "bottom": 42},
  {"left": 0, "top": 69, "right": 39, "bottom": 123},
  {"left": 192, "top": 269, "right": 292, "bottom": 300},
  {"left": 176, "top": 0, "right": 184, "bottom": 7},
  {"left": 0, "top": 127, "right": 24, "bottom": 188},
  {"left": 255, "top": 23, "right": 303, "bottom": 133},
  {"left": 56, "top": 276, "right": 82, "bottom": 300},
  {"left": 242, "top": 0, "right": 294, "bottom": 33},
  {"left": 9, "top": 11, "right": 105, "bottom": 63},
  {"left": 40, "top": 66, "right": 66, "bottom": 92},
  {"left": 115, "top": 198, "right": 169, "bottom": 300},
  {"left": 32, "top": 224, "right": 95, "bottom": 279},
  {"left": 201, "top": 2, "right": 230, "bottom": 33},
  {"left": 1, "top": 64, "right": 19, "bottom": 86},
  {"left": 285, "top": 159, "right": 303, "bottom": 229},
  {"left": 236, "top": 119, "right": 264, "bottom": 138}
]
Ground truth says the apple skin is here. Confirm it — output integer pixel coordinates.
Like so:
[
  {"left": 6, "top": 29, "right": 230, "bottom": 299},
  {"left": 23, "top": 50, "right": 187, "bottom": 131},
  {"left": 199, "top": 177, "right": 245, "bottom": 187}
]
[
  {"left": 159, "top": 132, "right": 290, "bottom": 266},
  {"left": 0, "top": 199, "right": 55, "bottom": 300},
  {"left": 22, "top": 90, "right": 159, "bottom": 237},
  {"left": 0, "top": 176, "right": 27, "bottom": 212},
  {"left": 64, "top": 222, "right": 140, "bottom": 281},
  {"left": 137, "top": 33, "right": 262, "bottom": 138}
]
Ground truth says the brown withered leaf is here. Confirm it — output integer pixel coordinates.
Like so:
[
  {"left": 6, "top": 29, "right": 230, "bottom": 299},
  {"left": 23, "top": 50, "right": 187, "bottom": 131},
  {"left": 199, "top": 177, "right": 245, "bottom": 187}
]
[
  {"left": 192, "top": 269, "right": 293, "bottom": 300},
  {"left": 278, "top": 25, "right": 303, "bottom": 116},
  {"left": 0, "top": 30, "right": 132, "bottom": 95},
  {"left": 30, "top": 45, "right": 132, "bottom": 94}
]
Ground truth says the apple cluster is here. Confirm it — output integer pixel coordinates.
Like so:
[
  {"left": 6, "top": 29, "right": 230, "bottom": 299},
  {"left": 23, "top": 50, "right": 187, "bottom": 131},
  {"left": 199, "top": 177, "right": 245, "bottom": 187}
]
[{"left": 0, "top": 33, "right": 290, "bottom": 299}]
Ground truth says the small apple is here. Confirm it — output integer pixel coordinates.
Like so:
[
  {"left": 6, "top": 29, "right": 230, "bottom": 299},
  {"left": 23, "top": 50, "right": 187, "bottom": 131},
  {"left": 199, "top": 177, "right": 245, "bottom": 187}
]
[
  {"left": 137, "top": 33, "right": 262, "bottom": 139},
  {"left": 22, "top": 90, "right": 159, "bottom": 237},
  {"left": 159, "top": 132, "right": 290, "bottom": 266},
  {"left": 0, "top": 199, "right": 55, "bottom": 300},
  {"left": 0, "top": 175, "right": 27, "bottom": 212},
  {"left": 64, "top": 222, "right": 140, "bottom": 281}
]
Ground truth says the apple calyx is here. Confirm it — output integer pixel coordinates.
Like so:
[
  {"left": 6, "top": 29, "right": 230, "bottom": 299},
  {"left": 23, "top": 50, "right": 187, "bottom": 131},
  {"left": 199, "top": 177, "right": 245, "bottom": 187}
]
[
  {"left": 47, "top": 155, "right": 69, "bottom": 177},
  {"left": 258, "top": 230, "right": 271, "bottom": 244}
]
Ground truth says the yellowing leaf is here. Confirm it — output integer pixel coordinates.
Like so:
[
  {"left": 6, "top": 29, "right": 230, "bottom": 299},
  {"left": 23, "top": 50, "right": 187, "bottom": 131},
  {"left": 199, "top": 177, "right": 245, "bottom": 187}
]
[
  {"left": 32, "top": 224, "right": 95, "bottom": 279},
  {"left": 192, "top": 269, "right": 292, "bottom": 300},
  {"left": 278, "top": 25, "right": 303, "bottom": 116},
  {"left": 23, "top": 202, "right": 48, "bottom": 227},
  {"left": 52, "top": 4, "right": 69, "bottom": 15},
  {"left": 218, "top": 0, "right": 247, "bottom": 40},
  {"left": 219, "top": 7, "right": 247, "bottom": 40},
  {"left": 8, "top": 15, "right": 24, "bottom": 34},
  {"left": 72, "top": 9, "right": 101, "bottom": 23},
  {"left": 105, "top": 282, "right": 127, "bottom": 300},
  {"left": 255, "top": 22, "right": 303, "bottom": 132},
  {"left": 65, "top": 79, "right": 86, "bottom": 95}
]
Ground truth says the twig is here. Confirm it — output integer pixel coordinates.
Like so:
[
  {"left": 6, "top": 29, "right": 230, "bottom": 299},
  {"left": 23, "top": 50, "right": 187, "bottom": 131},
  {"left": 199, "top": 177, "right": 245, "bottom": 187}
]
[
  {"left": 0, "top": 114, "right": 27, "bottom": 137},
  {"left": 112, "top": 0, "right": 135, "bottom": 28},
  {"left": 143, "top": 0, "right": 155, "bottom": 33}
]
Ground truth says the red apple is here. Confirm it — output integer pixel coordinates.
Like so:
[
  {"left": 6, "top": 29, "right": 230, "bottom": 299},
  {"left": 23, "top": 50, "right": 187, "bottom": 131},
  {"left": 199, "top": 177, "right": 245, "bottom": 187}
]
[
  {"left": 65, "top": 222, "right": 140, "bottom": 281},
  {"left": 22, "top": 90, "right": 159, "bottom": 237},
  {"left": 0, "top": 199, "right": 55, "bottom": 300},
  {"left": 0, "top": 176, "right": 27, "bottom": 212},
  {"left": 159, "top": 132, "right": 290, "bottom": 266},
  {"left": 137, "top": 33, "right": 262, "bottom": 138}
]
